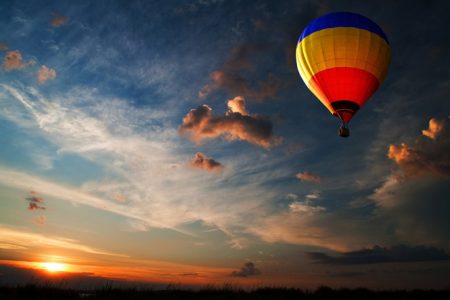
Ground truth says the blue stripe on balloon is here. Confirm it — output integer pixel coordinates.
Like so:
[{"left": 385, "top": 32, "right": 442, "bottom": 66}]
[{"left": 298, "top": 12, "right": 389, "bottom": 44}]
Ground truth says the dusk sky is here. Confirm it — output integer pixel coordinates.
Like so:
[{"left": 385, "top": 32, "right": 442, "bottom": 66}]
[{"left": 1, "top": 0, "right": 450, "bottom": 290}]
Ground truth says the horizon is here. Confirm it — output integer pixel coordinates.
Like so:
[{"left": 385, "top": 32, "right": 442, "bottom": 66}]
[{"left": 1, "top": 0, "right": 449, "bottom": 291}]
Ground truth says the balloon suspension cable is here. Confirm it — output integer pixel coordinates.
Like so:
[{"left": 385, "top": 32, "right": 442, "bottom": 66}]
[{"left": 338, "top": 121, "right": 350, "bottom": 138}]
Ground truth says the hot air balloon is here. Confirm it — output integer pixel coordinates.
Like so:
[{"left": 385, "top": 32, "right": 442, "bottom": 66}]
[{"left": 296, "top": 12, "right": 390, "bottom": 137}]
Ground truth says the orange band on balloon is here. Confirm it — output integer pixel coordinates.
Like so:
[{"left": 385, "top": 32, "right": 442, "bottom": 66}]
[{"left": 296, "top": 27, "right": 390, "bottom": 84}]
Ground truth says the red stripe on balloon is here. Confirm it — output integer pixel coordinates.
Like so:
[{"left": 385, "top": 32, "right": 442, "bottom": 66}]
[{"left": 308, "top": 67, "right": 380, "bottom": 108}]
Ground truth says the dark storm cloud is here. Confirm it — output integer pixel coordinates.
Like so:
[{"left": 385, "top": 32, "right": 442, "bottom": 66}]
[
  {"left": 230, "top": 262, "right": 261, "bottom": 277},
  {"left": 180, "top": 97, "right": 279, "bottom": 148},
  {"left": 199, "top": 43, "right": 282, "bottom": 102},
  {"left": 306, "top": 245, "right": 450, "bottom": 265},
  {"left": 190, "top": 152, "right": 223, "bottom": 172},
  {"left": 388, "top": 118, "right": 450, "bottom": 178}
]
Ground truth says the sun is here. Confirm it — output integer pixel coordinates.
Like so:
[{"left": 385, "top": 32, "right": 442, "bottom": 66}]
[{"left": 41, "top": 262, "right": 66, "bottom": 273}]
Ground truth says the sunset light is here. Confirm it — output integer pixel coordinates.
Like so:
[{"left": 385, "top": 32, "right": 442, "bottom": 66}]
[{"left": 40, "top": 262, "right": 66, "bottom": 273}]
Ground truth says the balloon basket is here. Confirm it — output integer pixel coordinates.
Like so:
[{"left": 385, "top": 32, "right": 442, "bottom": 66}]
[{"left": 338, "top": 124, "right": 350, "bottom": 138}]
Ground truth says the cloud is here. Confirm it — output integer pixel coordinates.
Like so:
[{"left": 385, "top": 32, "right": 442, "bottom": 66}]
[
  {"left": 422, "top": 118, "right": 444, "bottom": 140},
  {"left": 179, "top": 272, "right": 200, "bottom": 277},
  {"left": 0, "top": 167, "right": 176, "bottom": 230},
  {"left": 199, "top": 43, "right": 281, "bottom": 102},
  {"left": 223, "top": 43, "right": 261, "bottom": 71},
  {"left": 0, "top": 225, "right": 127, "bottom": 257},
  {"left": 230, "top": 262, "right": 261, "bottom": 277},
  {"left": 0, "top": 83, "right": 286, "bottom": 250},
  {"left": 387, "top": 118, "right": 450, "bottom": 178},
  {"left": 50, "top": 13, "right": 69, "bottom": 27},
  {"left": 227, "top": 96, "right": 248, "bottom": 115},
  {"left": 190, "top": 152, "right": 223, "bottom": 172},
  {"left": 180, "top": 97, "right": 279, "bottom": 148},
  {"left": 296, "top": 171, "right": 321, "bottom": 183},
  {"left": 27, "top": 202, "right": 45, "bottom": 210},
  {"left": 387, "top": 143, "right": 412, "bottom": 164},
  {"left": 306, "top": 245, "right": 450, "bottom": 265},
  {"left": 369, "top": 119, "right": 450, "bottom": 246},
  {"left": 26, "top": 192, "right": 46, "bottom": 210},
  {"left": 37, "top": 65, "right": 56, "bottom": 83},
  {"left": 33, "top": 216, "right": 46, "bottom": 225},
  {"left": 369, "top": 175, "right": 450, "bottom": 246},
  {"left": 285, "top": 193, "right": 299, "bottom": 201},
  {"left": 289, "top": 201, "right": 325, "bottom": 215},
  {"left": 202, "top": 71, "right": 281, "bottom": 102},
  {"left": 306, "top": 192, "right": 320, "bottom": 200},
  {"left": 2, "top": 50, "right": 35, "bottom": 71},
  {"left": 114, "top": 193, "right": 126, "bottom": 203},
  {"left": 227, "top": 236, "right": 249, "bottom": 250},
  {"left": 247, "top": 199, "right": 349, "bottom": 252}
]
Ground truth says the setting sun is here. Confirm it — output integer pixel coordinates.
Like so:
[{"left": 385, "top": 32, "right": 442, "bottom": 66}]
[{"left": 41, "top": 262, "right": 66, "bottom": 273}]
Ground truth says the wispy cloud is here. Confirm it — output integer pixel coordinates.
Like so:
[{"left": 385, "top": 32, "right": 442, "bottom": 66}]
[
  {"left": 0, "top": 83, "right": 285, "bottom": 247},
  {"left": 0, "top": 167, "right": 177, "bottom": 230},
  {"left": 247, "top": 199, "right": 348, "bottom": 252},
  {"left": 6, "top": 83, "right": 446, "bottom": 254},
  {"left": 0, "top": 225, "right": 127, "bottom": 257}
]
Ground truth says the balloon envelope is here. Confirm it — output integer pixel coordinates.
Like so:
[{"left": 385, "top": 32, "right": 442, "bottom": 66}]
[{"left": 296, "top": 12, "right": 390, "bottom": 123}]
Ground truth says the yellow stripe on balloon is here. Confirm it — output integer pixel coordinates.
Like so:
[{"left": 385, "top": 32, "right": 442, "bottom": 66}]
[{"left": 296, "top": 27, "right": 390, "bottom": 84}]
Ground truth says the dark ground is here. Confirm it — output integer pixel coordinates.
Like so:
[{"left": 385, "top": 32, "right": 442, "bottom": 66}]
[{"left": 1, "top": 285, "right": 450, "bottom": 300}]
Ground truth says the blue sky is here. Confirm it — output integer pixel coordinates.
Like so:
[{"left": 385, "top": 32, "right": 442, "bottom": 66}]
[{"left": 0, "top": 0, "right": 450, "bottom": 289}]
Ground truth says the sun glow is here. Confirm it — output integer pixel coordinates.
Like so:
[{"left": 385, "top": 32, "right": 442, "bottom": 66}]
[{"left": 41, "top": 262, "right": 66, "bottom": 273}]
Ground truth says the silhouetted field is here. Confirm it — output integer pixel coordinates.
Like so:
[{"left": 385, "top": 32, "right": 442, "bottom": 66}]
[{"left": 1, "top": 285, "right": 450, "bottom": 300}]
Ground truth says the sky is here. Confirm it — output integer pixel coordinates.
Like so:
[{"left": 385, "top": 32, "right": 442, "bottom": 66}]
[{"left": 0, "top": 0, "right": 450, "bottom": 290}]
